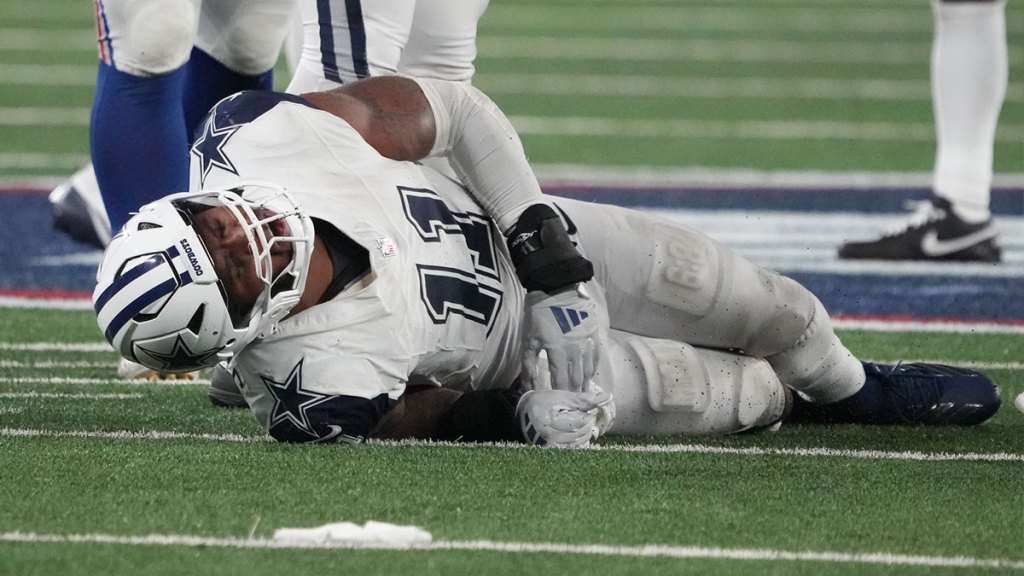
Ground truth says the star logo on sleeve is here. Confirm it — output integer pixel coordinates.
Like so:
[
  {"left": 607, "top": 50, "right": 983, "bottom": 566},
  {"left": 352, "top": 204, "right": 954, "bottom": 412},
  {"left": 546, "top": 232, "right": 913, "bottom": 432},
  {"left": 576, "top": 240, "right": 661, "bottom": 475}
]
[
  {"left": 262, "top": 359, "right": 335, "bottom": 439},
  {"left": 191, "top": 113, "right": 242, "bottom": 187},
  {"left": 135, "top": 335, "right": 223, "bottom": 371}
]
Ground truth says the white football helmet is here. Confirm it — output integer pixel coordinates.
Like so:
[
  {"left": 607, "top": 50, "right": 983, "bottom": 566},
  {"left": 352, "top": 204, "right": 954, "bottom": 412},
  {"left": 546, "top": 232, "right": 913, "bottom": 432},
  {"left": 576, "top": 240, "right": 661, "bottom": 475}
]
[{"left": 93, "top": 181, "right": 315, "bottom": 372}]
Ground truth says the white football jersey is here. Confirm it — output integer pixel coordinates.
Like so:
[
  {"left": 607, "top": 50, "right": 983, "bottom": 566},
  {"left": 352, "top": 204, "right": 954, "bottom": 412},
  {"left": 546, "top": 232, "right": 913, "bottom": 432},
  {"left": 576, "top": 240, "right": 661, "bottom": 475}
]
[{"left": 190, "top": 91, "right": 524, "bottom": 441}]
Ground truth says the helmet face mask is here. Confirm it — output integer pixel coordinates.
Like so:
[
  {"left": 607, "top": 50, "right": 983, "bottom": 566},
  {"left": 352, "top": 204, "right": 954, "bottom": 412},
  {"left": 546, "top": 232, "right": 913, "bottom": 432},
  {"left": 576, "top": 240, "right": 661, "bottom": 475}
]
[{"left": 93, "top": 181, "right": 315, "bottom": 372}]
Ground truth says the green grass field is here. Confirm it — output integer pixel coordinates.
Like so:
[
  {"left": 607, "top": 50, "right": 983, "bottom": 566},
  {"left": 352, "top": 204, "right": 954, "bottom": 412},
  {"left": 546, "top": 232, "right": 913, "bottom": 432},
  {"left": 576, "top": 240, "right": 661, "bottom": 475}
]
[{"left": 1, "top": 0, "right": 1023, "bottom": 573}]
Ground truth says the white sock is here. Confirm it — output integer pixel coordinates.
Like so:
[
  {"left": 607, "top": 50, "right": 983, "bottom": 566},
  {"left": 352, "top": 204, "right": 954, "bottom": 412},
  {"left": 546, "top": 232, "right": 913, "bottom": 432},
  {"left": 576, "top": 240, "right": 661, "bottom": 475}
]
[{"left": 931, "top": 0, "right": 1007, "bottom": 221}]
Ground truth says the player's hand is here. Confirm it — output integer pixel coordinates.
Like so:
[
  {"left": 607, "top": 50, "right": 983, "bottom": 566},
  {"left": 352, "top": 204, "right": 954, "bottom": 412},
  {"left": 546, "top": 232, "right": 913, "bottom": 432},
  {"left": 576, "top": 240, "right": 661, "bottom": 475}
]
[
  {"left": 520, "top": 283, "right": 609, "bottom": 392},
  {"left": 516, "top": 387, "right": 613, "bottom": 448}
]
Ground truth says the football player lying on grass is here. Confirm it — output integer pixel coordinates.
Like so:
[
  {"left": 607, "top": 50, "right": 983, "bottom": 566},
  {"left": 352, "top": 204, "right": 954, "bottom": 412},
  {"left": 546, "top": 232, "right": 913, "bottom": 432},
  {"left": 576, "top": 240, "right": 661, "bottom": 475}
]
[{"left": 93, "top": 76, "right": 1002, "bottom": 446}]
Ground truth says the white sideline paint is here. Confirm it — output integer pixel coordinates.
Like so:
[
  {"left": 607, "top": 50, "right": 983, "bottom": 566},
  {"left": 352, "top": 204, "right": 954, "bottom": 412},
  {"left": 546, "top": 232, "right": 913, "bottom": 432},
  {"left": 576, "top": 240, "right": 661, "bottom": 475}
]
[
  {"left": 0, "top": 297, "right": 95, "bottom": 310},
  {"left": 833, "top": 319, "right": 1024, "bottom": 335},
  {"left": 530, "top": 165, "right": 1024, "bottom": 190},
  {"left": 0, "top": 532, "right": 1021, "bottom": 571},
  {"left": 2, "top": 428, "right": 1021, "bottom": 462}
]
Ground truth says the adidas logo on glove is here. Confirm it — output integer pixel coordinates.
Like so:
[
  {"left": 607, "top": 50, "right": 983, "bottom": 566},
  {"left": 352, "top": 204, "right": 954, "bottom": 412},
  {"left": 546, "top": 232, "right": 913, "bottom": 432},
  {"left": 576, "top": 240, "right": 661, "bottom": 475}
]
[{"left": 549, "top": 306, "right": 590, "bottom": 334}]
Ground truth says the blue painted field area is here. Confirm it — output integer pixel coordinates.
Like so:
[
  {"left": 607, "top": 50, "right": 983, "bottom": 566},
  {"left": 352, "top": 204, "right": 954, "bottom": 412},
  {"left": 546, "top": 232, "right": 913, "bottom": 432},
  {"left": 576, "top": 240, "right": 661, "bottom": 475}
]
[{"left": 2, "top": 183, "right": 1022, "bottom": 324}]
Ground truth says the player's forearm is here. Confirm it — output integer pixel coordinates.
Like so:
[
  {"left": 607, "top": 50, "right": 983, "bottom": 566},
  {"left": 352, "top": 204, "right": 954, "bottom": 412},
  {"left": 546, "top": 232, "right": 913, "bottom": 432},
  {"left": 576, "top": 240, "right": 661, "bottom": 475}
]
[
  {"left": 373, "top": 385, "right": 524, "bottom": 443},
  {"left": 371, "top": 386, "right": 462, "bottom": 440}
]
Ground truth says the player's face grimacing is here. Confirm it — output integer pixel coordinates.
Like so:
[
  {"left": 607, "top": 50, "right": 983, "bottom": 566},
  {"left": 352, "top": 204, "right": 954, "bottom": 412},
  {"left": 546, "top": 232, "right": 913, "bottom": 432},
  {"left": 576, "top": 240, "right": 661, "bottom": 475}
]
[{"left": 190, "top": 205, "right": 295, "bottom": 320}]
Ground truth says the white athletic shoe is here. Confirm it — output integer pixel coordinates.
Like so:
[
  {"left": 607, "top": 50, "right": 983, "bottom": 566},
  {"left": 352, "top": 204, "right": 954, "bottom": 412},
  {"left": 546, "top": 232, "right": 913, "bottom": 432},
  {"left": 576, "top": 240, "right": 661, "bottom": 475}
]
[
  {"left": 49, "top": 164, "right": 112, "bottom": 249},
  {"left": 207, "top": 362, "right": 247, "bottom": 408},
  {"left": 116, "top": 357, "right": 199, "bottom": 381}
]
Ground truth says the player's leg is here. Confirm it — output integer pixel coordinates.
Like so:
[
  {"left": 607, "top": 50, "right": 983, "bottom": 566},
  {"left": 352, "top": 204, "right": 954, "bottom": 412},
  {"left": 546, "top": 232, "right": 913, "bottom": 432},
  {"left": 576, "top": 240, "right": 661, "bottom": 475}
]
[
  {"left": 837, "top": 0, "right": 1006, "bottom": 262},
  {"left": 595, "top": 331, "right": 788, "bottom": 435},
  {"left": 557, "top": 198, "right": 1001, "bottom": 425},
  {"left": 285, "top": 0, "right": 416, "bottom": 94},
  {"left": 90, "top": 0, "right": 200, "bottom": 233},
  {"left": 397, "top": 0, "right": 490, "bottom": 82},
  {"left": 186, "top": 0, "right": 297, "bottom": 137},
  {"left": 557, "top": 198, "right": 862, "bottom": 403}
]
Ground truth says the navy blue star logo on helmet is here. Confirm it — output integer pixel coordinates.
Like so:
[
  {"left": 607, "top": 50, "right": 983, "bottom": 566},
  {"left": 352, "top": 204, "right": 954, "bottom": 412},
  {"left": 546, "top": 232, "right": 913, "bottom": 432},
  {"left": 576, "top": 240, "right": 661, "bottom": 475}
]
[
  {"left": 135, "top": 334, "right": 223, "bottom": 372},
  {"left": 191, "top": 111, "right": 241, "bottom": 187},
  {"left": 263, "top": 359, "right": 337, "bottom": 440}
]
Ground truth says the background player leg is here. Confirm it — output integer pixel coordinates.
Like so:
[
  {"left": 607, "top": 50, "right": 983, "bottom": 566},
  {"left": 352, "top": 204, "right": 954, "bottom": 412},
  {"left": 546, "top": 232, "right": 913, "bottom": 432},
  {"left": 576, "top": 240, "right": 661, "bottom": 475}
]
[
  {"left": 838, "top": 0, "right": 1007, "bottom": 262},
  {"left": 187, "top": 0, "right": 296, "bottom": 134}
]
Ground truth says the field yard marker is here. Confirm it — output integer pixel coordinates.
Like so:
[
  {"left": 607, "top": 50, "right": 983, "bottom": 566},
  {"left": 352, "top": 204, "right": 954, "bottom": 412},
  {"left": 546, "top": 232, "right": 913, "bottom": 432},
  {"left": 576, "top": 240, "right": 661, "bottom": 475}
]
[
  {"left": 2, "top": 428, "right": 1021, "bottom": 462},
  {"left": 0, "top": 531, "right": 1021, "bottom": 570}
]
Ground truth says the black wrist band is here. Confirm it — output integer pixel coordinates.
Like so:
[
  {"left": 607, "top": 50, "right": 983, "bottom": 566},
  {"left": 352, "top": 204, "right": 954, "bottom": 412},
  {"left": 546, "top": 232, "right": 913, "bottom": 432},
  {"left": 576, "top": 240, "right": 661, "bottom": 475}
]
[{"left": 505, "top": 204, "right": 594, "bottom": 293}]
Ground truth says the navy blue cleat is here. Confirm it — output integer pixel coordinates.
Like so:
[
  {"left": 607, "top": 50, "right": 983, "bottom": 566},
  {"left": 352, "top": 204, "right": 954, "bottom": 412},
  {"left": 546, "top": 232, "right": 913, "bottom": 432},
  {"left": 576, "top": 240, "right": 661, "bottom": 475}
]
[{"left": 789, "top": 362, "right": 1001, "bottom": 426}]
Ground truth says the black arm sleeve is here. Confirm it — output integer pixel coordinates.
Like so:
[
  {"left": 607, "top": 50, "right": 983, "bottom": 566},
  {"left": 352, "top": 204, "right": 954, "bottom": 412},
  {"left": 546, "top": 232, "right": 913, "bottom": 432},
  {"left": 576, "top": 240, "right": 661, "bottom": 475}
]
[{"left": 434, "top": 387, "right": 525, "bottom": 443}]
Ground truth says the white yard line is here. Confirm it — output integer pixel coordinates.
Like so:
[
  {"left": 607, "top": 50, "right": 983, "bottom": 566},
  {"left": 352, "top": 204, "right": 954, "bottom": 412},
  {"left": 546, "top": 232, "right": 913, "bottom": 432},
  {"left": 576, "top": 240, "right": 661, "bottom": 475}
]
[
  {"left": 531, "top": 165, "right": 1024, "bottom": 189},
  {"left": 0, "top": 360, "right": 112, "bottom": 369},
  {"left": 0, "top": 107, "right": 90, "bottom": 125},
  {"left": 0, "top": 391, "right": 142, "bottom": 400},
  {"left": 0, "top": 377, "right": 206, "bottom": 387},
  {"left": 6, "top": 166, "right": 1023, "bottom": 190},
  {"left": 4, "top": 106, "right": 1023, "bottom": 143},
  {"left": 0, "top": 342, "right": 114, "bottom": 352},
  {"left": 0, "top": 355, "right": 1019, "bottom": 372},
  {"left": 476, "top": 36, "right": 1024, "bottom": 67},
  {"left": 0, "top": 531, "right": 1021, "bottom": 570},
  {"left": 477, "top": 73, "right": 1024, "bottom": 102},
  {"left": 508, "top": 116, "right": 1024, "bottom": 142},
  {"left": 2, "top": 428, "right": 1021, "bottom": 462},
  {"left": 0, "top": 152, "right": 88, "bottom": 170},
  {"left": 0, "top": 428, "right": 267, "bottom": 443}
]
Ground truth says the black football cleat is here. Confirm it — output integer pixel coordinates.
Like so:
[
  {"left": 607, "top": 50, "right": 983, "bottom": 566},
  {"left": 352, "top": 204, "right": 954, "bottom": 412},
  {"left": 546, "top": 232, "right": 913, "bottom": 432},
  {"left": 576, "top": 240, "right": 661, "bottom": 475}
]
[
  {"left": 838, "top": 198, "right": 1001, "bottom": 262},
  {"left": 789, "top": 362, "right": 1002, "bottom": 426}
]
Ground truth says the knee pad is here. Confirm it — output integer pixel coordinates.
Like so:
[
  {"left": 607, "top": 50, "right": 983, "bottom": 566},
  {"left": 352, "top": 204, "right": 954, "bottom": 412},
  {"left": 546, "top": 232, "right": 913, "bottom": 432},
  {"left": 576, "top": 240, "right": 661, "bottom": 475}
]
[
  {"left": 642, "top": 222, "right": 724, "bottom": 323},
  {"left": 600, "top": 333, "right": 787, "bottom": 436},
  {"left": 195, "top": 0, "right": 294, "bottom": 75},
  {"left": 100, "top": 0, "right": 199, "bottom": 75}
]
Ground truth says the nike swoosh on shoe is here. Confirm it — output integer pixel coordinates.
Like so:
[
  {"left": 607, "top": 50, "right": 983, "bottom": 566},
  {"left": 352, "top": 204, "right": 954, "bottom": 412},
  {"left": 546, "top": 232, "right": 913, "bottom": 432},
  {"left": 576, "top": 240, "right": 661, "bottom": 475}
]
[{"left": 920, "top": 227, "right": 997, "bottom": 257}]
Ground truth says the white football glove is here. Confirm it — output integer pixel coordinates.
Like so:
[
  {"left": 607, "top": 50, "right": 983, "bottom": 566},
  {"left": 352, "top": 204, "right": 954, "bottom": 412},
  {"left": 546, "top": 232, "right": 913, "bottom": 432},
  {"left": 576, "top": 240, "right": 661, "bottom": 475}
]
[
  {"left": 520, "top": 283, "right": 609, "bottom": 392},
  {"left": 517, "top": 387, "right": 613, "bottom": 448}
]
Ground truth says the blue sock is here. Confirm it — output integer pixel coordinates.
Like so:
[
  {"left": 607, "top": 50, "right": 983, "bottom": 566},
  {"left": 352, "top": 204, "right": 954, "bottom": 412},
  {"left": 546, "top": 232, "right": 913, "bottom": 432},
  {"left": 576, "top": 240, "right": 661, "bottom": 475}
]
[
  {"left": 182, "top": 47, "right": 273, "bottom": 142},
  {"left": 90, "top": 63, "right": 190, "bottom": 232}
]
